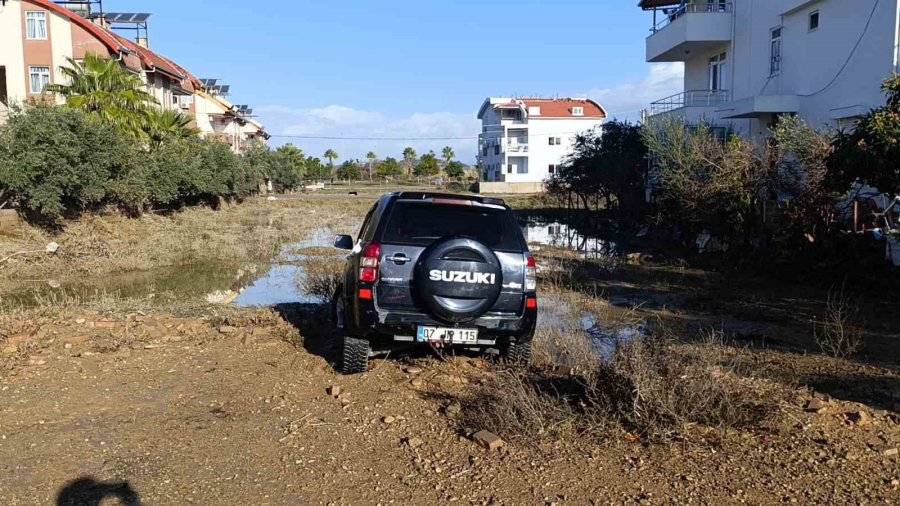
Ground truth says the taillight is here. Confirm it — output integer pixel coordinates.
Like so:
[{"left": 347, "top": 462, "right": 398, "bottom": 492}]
[
  {"left": 359, "top": 243, "right": 381, "bottom": 283},
  {"left": 525, "top": 254, "right": 537, "bottom": 291},
  {"left": 526, "top": 297, "right": 537, "bottom": 310}
]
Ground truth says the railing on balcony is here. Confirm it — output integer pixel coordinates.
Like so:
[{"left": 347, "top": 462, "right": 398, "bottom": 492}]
[
  {"left": 649, "top": 89, "right": 730, "bottom": 116},
  {"left": 507, "top": 145, "right": 529, "bottom": 153},
  {"left": 651, "top": 2, "right": 733, "bottom": 33}
]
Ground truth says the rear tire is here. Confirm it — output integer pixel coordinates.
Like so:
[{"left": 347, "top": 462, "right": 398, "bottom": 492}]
[
  {"left": 333, "top": 293, "right": 370, "bottom": 375},
  {"left": 341, "top": 334, "right": 370, "bottom": 375},
  {"left": 502, "top": 333, "right": 533, "bottom": 368}
]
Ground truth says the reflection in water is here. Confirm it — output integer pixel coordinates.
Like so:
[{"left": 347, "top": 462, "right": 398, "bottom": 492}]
[
  {"left": 522, "top": 221, "right": 619, "bottom": 260},
  {"left": 581, "top": 316, "right": 647, "bottom": 362}
]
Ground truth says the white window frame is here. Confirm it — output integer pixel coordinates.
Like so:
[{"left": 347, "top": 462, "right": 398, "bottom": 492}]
[
  {"left": 29, "top": 66, "right": 51, "bottom": 94},
  {"left": 808, "top": 11, "right": 819, "bottom": 32},
  {"left": 770, "top": 27, "right": 782, "bottom": 76},
  {"left": 26, "top": 11, "right": 48, "bottom": 40},
  {"left": 708, "top": 52, "right": 728, "bottom": 91},
  {"left": 571, "top": 106, "right": 584, "bottom": 116}
]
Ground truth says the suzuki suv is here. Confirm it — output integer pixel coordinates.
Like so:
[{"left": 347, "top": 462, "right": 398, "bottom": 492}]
[{"left": 331, "top": 192, "right": 537, "bottom": 374}]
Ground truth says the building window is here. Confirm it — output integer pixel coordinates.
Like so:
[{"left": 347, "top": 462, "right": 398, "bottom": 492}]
[
  {"left": 517, "top": 164, "right": 527, "bottom": 174},
  {"left": 809, "top": 11, "right": 819, "bottom": 31},
  {"left": 528, "top": 106, "right": 541, "bottom": 116},
  {"left": 494, "top": 145, "right": 500, "bottom": 155},
  {"left": 571, "top": 107, "right": 584, "bottom": 116},
  {"left": 770, "top": 27, "right": 782, "bottom": 75},
  {"left": 548, "top": 164, "right": 557, "bottom": 174},
  {"left": 708, "top": 52, "right": 728, "bottom": 91},
  {"left": 507, "top": 164, "right": 513, "bottom": 174},
  {"left": 549, "top": 137, "right": 561, "bottom": 146},
  {"left": 29, "top": 66, "right": 51, "bottom": 94},
  {"left": 26, "top": 11, "right": 48, "bottom": 40}
]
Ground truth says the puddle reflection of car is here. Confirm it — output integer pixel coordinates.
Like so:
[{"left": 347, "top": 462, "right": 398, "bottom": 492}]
[{"left": 331, "top": 192, "right": 537, "bottom": 374}]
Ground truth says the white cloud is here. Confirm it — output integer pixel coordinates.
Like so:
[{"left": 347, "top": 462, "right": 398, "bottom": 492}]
[
  {"left": 256, "top": 104, "right": 480, "bottom": 164},
  {"left": 585, "top": 63, "right": 684, "bottom": 122}
]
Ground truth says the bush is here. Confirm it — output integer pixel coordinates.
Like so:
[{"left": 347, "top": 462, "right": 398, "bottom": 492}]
[
  {"left": 812, "top": 286, "right": 865, "bottom": 358},
  {"left": 336, "top": 160, "right": 361, "bottom": 181},
  {"left": 0, "top": 104, "right": 141, "bottom": 219},
  {"left": 376, "top": 157, "right": 403, "bottom": 178},
  {"left": 297, "top": 255, "right": 344, "bottom": 303}
]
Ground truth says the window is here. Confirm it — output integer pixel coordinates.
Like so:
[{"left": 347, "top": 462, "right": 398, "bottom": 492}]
[
  {"left": 517, "top": 163, "right": 527, "bottom": 174},
  {"left": 707, "top": 0, "right": 727, "bottom": 12},
  {"left": 26, "top": 12, "right": 48, "bottom": 40},
  {"left": 507, "top": 164, "right": 513, "bottom": 174},
  {"left": 548, "top": 137, "right": 561, "bottom": 146},
  {"left": 770, "top": 27, "right": 782, "bottom": 75},
  {"left": 494, "top": 145, "right": 500, "bottom": 155},
  {"left": 28, "top": 66, "right": 50, "bottom": 94},
  {"left": 528, "top": 106, "right": 541, "bottom": 116},
  {"left": 382, "top": 202, "right": 522, "bottom": 251},
  {"left": 548, "top": 164, "right": 557, "bottom": 174},
  {"left": 809, "top": 11, "right": 819, "bottom": 31},
  {"left": 571, "top": 106, "right": 584, "bottom": 116},
  {"left": 708, "top": 52, "right": 728, "bottom": 91}
]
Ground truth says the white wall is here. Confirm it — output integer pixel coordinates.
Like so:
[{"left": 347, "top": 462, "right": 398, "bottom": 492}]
[
  {"left": 671, "top": 0, "right": 900, "bottom": 137},
  {"left": 48, "top": 8, "right": 72, "bottom": 105}
]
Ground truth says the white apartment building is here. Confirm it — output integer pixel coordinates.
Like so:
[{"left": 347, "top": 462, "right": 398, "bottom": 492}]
[
  {"left": 641, "top": 0, "right": 900, "bottom": 137},
  {"left": 477, "top": 98, "right": 606, "bottom": 185}
]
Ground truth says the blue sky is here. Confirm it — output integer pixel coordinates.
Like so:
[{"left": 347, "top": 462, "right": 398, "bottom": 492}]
[{"left": 109, "top": 0, "right": 683, "bottom": 162}]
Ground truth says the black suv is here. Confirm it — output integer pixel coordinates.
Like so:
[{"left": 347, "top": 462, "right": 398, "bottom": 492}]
[{"left": 331, "top": 192, "right": 537, "bottom": 374}]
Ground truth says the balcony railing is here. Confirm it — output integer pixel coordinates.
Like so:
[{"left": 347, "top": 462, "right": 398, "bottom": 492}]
[
  {"left": 506, "top": 145, "right": 529, "bottom": 153},
  {"left": 651, "top": 2, "right": 733, "bottom": 33},
  {"left": 649, "top": 89, "right": 730, "bottom": 116}
]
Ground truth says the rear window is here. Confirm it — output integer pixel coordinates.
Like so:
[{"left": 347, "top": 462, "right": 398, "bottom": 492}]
[{"left": 382, "top": 201, "right": 523, "bottom": 251}]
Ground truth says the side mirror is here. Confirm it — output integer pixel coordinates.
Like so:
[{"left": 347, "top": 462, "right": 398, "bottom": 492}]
[{"left": 333, "top": 234, "right": 354, "bottom": 250}]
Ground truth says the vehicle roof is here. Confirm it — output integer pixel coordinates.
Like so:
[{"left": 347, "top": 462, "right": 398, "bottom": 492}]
[{"left": 389, "top": 192, "right": 507, "bottom": 207}]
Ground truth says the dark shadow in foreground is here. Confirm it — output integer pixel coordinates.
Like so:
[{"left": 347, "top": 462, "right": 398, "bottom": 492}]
[{"left": 57, "top": 477, "right": 141, "bottom": 506}]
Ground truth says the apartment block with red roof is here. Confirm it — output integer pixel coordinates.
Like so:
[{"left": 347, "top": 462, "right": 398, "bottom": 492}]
[
  {"left": 0, "top": 0, "right": 267, "bottom": 150},
  {"left": 476, "top": 97, "right": 606, "bottom": 186}
]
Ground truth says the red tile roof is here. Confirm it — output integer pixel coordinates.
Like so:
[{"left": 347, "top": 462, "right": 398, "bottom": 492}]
[
  {"left": 109, "top": 33, "right": 184, "bottom": 81},
  {"left": 28, "top": 0, "right": 124, "bottom": 56},
  {"left": 520, "top": 99, "right": 607, "bottom": 119}
]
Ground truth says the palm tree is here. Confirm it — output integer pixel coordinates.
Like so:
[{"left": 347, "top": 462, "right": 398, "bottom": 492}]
[
  {"left": 324, "top": 149, "right": 338, "bottom": 176},
  {"left": 366, "top": 151, "right": 377, "bottom": 180},
  {"left": 144, "top": 108, "right": 201, "bottom": 148},
  {"left": 442, "top": 146, "right": 455, "bottom": 163},
  {"left": 47, "top": 53, "right": 158, "bottom": 137},
  {"left": 402, "top": 147, "right": 417, "bottom": 178}
]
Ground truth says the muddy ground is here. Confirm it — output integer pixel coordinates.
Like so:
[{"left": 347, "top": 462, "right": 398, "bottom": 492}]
[{"left": 1, "top": 195, "right": 899, "bottom": 504}]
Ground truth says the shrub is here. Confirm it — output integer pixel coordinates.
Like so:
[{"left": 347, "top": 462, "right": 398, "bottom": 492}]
[
  {"left": 336, "top": 160, "right": 361, "bottom": 181},
  {"left": 0, "top": 104, "right": 141, "bottom": 219},
  {"left": 414, "top": 153, "right": 440, "bottom": 177},
  {"left": 297, "top": 255, "right": 344, "bottom": 303},
  {"left": 376, "top": 157, "right": 403, "bottom": 178},
  {"left": 812, "top": 285, "right": 865, "bottom": 358}
]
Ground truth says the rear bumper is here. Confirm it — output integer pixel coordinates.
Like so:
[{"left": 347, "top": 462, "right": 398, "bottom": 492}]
[{"left": 347, "top": 299, "right": 537, "bottom": 346}]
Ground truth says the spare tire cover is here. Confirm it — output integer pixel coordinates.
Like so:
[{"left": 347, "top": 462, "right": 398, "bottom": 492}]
[{"left": 414, "top": 236, "right": 503, "bottom": 323}]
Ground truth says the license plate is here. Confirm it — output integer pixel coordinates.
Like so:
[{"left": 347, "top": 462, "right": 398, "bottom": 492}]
[{"left": 416, "top": 326, "right": 478, "bottom": 343}]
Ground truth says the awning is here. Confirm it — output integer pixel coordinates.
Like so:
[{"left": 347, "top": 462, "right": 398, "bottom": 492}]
[
  {"left": 639, "top": 0, "right": 684, "bottom": 9},
  {"left": 718, "top": 95, "right": 800, "bottom": 119}
]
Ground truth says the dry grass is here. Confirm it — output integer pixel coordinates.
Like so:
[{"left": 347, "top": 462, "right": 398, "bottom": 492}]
[
  {"left": 296, "top": 255, "right": 345, "bottom": 303},
  {"left": 0, "top": 197, "right": 373, "bottom": 293}
]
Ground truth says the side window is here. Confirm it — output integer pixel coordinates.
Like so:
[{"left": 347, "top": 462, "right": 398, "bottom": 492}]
[{"left": 357, "top": 204, "right": 378, "bottom": 241}]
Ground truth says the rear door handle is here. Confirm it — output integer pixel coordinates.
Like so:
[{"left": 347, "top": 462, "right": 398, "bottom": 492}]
[{"left": 387, "top": 254, "right": 411, "bottom": 264}]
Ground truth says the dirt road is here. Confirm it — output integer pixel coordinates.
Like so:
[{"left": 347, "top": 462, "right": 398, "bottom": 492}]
[{"left": 1, "top": 305, "right": 898, "bottom": 505}]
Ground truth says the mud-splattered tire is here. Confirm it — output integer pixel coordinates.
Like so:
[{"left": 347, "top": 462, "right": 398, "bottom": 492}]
[
  {"left": 341, "top": 334, "right": 370, "bottom": 375},
  {"left": 502, "top": 334, "right": 533, "bottom": 368}
]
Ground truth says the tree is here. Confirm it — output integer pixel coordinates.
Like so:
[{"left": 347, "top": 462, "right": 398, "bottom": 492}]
[
  {"left": 442, "top": 146, "right": 455, "bottom": 163},
  {"left": 144, "top": 108, "right": 200, "bottom": 149},
  {"left": 402, "top": 147, "right": 417, "bottom": 177},
  {"left": 336, "top": 160, "right": 361, "bottom": 181},
  {"left": 276, "top": 144, "right": 306, "bottom": 182},
  {"left": 306, "top": 157, "right": 329, "bottom": 180},
  {"left": 47, "top": 53, "right": 158, "bottom": 138},
  {"left": 366, "top": 151, "right": 377, "bottom": 180},
  {"left": 549, "top": 121, "right": 647, "bottom": 219},
  {"left": 444, "top": 161, "right": 466, "bottom": 179},
  {"left": 376, "top": 157, "right": 403, "bottom": 178},
  {"left": 414, "top": 152, "right": 440, "bottom": 177},
  {"left": 324, "top": 149, "right": 338, "bottom": 176},
  {"left": 830, "top": 74, "right": 900, "bottom": 195}
]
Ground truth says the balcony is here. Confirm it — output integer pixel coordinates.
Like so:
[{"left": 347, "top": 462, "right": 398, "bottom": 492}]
[
  {"left": 648, "top": 89, "right": 730, "bottom": 116},
  {"left": 646, "top": 2, "right": 733, "bottom": 62}
]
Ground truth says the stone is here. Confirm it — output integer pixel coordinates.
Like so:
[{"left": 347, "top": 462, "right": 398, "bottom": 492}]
[
  {"left": 404, "top": 437, "right": 424, "bottom": 449},
  {"left": 404, "top": 366, "right": 423, "bottom": 375},
  {"left": 94, "top": 320, "right": 117, "bottom": 329},
  {"left": 327, "top": 385, "right": 341, "bottom": 397},
  {"left": 473, "top": 430, "right": 504, "bottom": 451},
  {"left": 62, "top": 335, "right": 91, "bottom": 346},
  {"left": 2, "top": 345, "right": 19, "bottom": 355},
  {"left": 444, "top": 403, "right": 462, "bottom": 417},
  {"left": 883, "top": 448, "right": 899, "bottom": 457},
  {"left": 75, "top": 318, "right": 86, "bottom": 325},
  {"left": 804, "top": 398, "right": 828, "bottom": 414},
  {"left": 410, "top": 378, "right": 424, "bottom": 388},
  {"left": 382, "top": 416, "right": 396, "bottom": 424},
  {"left": 218, "top": 325, "right": 238, "bottom": 334}
]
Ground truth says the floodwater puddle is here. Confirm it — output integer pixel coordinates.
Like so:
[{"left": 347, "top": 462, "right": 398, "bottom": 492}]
[{"left": 538, "top": 294, "right": 647, "bottom": 362}]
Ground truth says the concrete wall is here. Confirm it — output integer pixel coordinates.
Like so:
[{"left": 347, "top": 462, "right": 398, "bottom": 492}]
[
  {"left": 0, "top": 0, "right": 27, "bottom": 106},
  {"left": 477, "top": 181, "right": 545, "bottom": 194}
]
